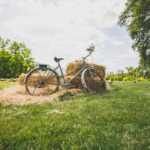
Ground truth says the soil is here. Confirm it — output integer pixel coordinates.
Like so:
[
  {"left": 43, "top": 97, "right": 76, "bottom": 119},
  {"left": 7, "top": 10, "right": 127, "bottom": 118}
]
[{"left": 0, "top": 85, "right": 82, "bottom": 105}]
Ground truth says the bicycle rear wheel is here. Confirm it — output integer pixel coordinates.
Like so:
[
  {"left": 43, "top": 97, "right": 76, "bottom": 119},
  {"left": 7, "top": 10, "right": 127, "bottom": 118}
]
[
  {"left": 25, "top": 68, "right": 59, "bottom": 96},
  {"left": 81, "top": 68, "right": 106, "bottom": 92}
]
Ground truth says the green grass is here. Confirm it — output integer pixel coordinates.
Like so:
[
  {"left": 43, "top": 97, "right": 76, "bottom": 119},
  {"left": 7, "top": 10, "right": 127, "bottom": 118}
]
[
  {"left": 0, "top": 81, "right": 150, "bottom": 150},
  {"left": 0, "top": 81, "right": 16, "bottom": 90}
]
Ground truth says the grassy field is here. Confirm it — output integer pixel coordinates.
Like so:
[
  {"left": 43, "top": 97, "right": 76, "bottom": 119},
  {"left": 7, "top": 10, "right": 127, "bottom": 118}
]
[
  {"left": 0, "top": 81, "right": 16, "bottom": 90},
  {"left": 0, "top": 81, "right": 150, "bottom": 150}
]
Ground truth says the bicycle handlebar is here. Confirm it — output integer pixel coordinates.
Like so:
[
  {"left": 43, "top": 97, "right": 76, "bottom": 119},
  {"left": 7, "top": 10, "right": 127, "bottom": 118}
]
[{"left": 87, "top": 48, "right": 94, "bottom": 54}]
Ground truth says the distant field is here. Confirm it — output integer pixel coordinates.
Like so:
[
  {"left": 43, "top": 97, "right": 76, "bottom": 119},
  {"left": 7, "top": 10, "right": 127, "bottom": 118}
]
[{"left": 0, "top": 81, "right": 150, "bottom": 150}]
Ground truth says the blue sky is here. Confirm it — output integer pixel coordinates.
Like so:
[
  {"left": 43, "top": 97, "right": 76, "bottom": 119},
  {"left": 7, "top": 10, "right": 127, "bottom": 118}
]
[{"left": 0, "top": 0, "right": 139, "bottom": 72}]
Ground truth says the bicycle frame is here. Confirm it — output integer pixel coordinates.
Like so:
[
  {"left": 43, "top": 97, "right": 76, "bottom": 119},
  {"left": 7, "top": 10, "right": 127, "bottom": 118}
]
[{"left": 52, "top": 53, "right": 94, "bottom": 87}]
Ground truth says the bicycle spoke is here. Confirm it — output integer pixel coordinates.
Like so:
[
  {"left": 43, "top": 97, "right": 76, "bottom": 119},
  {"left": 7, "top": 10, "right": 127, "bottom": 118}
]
[{"left": 32, "top": 82, "right": 40, "bottom": 95}]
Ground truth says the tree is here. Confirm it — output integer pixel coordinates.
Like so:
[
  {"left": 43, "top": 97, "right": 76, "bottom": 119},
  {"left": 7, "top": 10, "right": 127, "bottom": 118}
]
[
  {"left": 118, "top": 0, "right": 150, "bottom": 68},
  {"left": 0, "top": 37, "right": 35, "bottom": 78}
]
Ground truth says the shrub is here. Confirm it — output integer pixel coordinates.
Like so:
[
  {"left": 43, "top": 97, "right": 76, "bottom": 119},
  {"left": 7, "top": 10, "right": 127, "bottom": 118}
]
[
  {"left": 136, "top": 77, "right": 149, "bottom": 82},
  {"left": 123, "top": 76, "right": 136, "bottom": 81}
]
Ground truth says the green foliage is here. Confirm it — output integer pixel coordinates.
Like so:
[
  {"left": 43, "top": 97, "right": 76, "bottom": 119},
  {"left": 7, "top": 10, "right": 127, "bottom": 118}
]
[
  {"left": 107, "top": 66, "right": 150, "bottom": 81},
  {"left": 136, "top": 77, "right": 148, "bottom": 82},
  {"left": 123, "top": 76, "right": 136, "bottom": 81},
  {"left": 108, "top": 74, "right": 124, "bottom": 81},
  {"left": 0, "top": 82, "right": 150, "bottom": 149},
  {"left": 0, "top": 37, "right": 35, "bottom": 78},
  {"left": 118, "top": 0, "right": 150, "bottom": 68}
]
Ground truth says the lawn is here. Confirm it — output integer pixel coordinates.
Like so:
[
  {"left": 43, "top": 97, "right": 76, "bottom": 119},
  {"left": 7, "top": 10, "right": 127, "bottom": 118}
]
[
  {"left": 0, "top": 81, "right": 16, "bottom": 90},
  {"left": 0, "top": 81, "right": 150, "bottom": 150}
]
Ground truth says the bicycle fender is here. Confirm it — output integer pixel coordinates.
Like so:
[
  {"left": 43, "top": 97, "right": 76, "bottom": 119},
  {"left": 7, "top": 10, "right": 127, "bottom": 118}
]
[{"left": 81, "top": 68, "right": 95, "bottom": 89}]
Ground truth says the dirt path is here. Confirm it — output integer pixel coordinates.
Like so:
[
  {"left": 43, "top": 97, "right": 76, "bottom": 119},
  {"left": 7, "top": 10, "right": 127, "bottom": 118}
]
[{"left": 0, "top": 85, "right": 82, "bottom": 105}]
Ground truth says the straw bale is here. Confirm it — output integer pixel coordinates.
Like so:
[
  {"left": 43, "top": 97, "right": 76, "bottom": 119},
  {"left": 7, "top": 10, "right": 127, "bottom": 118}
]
[
  {"left": 18, "top": 73, "right": 26, "bottom": 85},
  {"left": 85, "top": 77, "right": 106, "bottom": 92},
  {"left": 66, "top": 61, "right": 85, "bottom": 76},
  {"left": 18, "top": 73, "right": 58, "bottom": 87},
  {"left": 66, "top": 61, "right": 105, "bottom": 78},
  {"left": 27, "top": 75, "right": 41, "bottom": 86},
  {"left": 27, "top": 75, "right": 58, "bottom": 87},
  {"left": 65, "top": 75, "right": 83, "bottom": 89},
  {"left": 48, "top": 75, "right": 58, "bottom": 85},
  {"left": 89, "top": 63, "right": 105, "bottom": 78}
]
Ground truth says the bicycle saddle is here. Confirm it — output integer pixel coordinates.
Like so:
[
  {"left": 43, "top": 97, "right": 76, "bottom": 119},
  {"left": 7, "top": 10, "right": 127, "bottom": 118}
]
[{"left": 54, "top": 57, "right": 64, "bottom": 62}]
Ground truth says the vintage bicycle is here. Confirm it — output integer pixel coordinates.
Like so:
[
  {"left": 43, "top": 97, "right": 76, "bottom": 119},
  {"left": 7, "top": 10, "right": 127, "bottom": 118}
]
[{"left": 25, "top": 46, "right": 106, "bottom": 96}]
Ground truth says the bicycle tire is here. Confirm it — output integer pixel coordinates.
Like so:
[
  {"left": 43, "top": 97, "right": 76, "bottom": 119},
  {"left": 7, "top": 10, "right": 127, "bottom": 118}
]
[
  {"left": 25, "top": 68, "right": 59, "bottom": 96},
  {"left": 81, "top": 68, "right": 106, "bottom": 92}
]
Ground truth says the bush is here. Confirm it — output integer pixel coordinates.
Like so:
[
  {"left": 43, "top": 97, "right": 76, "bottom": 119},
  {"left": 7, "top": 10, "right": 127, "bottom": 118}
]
[
  {"left": 107, "top": 66, "right": 150, "bottom": 82},
  {"left": 136, "top": 77, "right": 149, "bottom": 82},
  {"left": 123, "top": 76, "right": 136, "bottom": 81},
  {"left": 107, "top": 74, "right": 124, "bottom": 81}
]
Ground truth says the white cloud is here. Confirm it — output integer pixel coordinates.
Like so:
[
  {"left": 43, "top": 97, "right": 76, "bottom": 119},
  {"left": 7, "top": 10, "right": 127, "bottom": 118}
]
[
  {"left": 0, "top": 0, "right": 5, "bottom": 12},
  {"left": 0, "top": 0, "right": 139, "bottom": 72}
]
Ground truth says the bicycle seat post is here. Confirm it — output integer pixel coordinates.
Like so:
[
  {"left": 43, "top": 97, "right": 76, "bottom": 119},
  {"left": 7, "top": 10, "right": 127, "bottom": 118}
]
[{"left": 55, "top": 58, "right": 66, "bottom": 84}]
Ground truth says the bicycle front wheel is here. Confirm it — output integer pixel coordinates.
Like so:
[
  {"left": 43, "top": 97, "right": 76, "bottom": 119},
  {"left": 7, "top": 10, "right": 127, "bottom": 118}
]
[
  {"left": 81, "top": 68, "right": 106, "bottom": 92},
  {"left": 25, "top": 68, "right": 59, "bottom": 96}
]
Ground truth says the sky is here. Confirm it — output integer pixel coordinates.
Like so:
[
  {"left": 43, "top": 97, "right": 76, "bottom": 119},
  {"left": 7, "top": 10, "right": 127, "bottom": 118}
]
[{"left": 0, "top": 0, "right": 139, "bottom": 72}]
